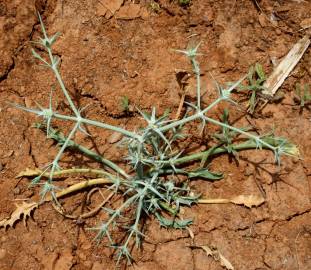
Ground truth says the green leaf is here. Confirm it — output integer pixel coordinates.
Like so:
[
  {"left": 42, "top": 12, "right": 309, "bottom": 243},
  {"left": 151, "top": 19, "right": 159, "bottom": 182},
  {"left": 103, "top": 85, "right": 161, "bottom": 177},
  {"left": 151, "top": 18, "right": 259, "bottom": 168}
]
[
  {"left": 247, "top": 66, "right": 255, "bottom": 84},
  {"left": 188, "top": 168, "right": 223, "bottom": 180},
  {"left": 175, "top": 194, "right": 200, "bottom": 206},
  {"left": 255, "top": 63, "right": 265, "bottom": 80},
  {"left": 155, "top": 213, "right": 193, "bottom": 229},
  {"left": 120, "top": 96, "right": 129, "bottom": 111},
  {"left": 221, "top": 108, "right": 229, "bottom": 123},
  {"left": 249, "top": 90, "right": 257, "bottom": 113},
  {"left": 49, "top": 32, "right": 61, "bottom": 46},
  {"left": 29, "top": 175, "right": 41, "bottom": 187}
]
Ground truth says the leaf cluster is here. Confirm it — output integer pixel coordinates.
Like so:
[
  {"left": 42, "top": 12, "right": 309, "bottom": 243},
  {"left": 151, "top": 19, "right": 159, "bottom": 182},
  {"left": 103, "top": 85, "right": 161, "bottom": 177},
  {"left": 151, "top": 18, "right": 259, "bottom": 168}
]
[{"left": 238, "top": 63, "right": 266, "bottom": 114}]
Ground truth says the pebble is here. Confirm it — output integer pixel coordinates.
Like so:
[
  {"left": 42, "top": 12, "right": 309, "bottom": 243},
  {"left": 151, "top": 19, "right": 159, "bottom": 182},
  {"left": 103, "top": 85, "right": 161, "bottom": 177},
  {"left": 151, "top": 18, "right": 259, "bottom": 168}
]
[
  {"left": 0, "top": 236, "right": 7, "bottom": 242},
  {"left": 13, "top": 187, "right": 21, "bottom": 195},
  {"left": 243, "top": 165, "right": 253, "bottom": 176},
  {"left": 83, "top": 260, "right": 93, "bottom": 268},
  {"left": 107, "top": 131, "right": 123, "bottom": 144},
  {"left": 23, "top": 189, "right": 34, "bottom": 198},
  {"left": 81, "top": 242, "right": 92, "bottom": 250},
  {"left": 0, "top": 249, "right": 7, "bottom": 260},
  {"left": 78, "top": 251, "right": 87, "bottom": 261}
]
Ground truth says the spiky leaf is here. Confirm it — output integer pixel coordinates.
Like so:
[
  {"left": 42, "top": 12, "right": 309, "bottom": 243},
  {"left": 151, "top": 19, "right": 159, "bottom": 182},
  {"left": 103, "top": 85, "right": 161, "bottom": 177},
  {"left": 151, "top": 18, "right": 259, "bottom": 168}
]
[{"left": 188, "top": 169, "right": 223, "bottom": 180}]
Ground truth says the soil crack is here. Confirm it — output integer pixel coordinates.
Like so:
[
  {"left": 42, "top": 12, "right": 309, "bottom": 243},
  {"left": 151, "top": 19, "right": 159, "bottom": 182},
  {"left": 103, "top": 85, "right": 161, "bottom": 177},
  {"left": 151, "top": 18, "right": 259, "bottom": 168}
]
[{"left": 0, "top": 58, "right": 15, "bottom": 83}]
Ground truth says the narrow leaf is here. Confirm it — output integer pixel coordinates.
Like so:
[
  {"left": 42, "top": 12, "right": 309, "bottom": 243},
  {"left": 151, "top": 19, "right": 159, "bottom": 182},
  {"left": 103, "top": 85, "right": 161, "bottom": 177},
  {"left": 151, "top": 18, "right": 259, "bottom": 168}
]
[
  {"left": 188, "top": 169, "right": 223, "bottom": 180},
  {"left": 155, "top": 213, "right": 192, "bottom": 229}
]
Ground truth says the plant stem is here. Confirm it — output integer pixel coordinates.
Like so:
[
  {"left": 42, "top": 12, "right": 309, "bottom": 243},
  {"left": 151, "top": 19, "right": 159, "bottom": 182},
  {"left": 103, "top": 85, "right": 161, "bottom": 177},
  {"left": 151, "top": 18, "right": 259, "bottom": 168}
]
[
  {"left": 38, "top": 12, "right": 80, "bottom": 117},
  {"left": 44, "top": 177, "right": 115, "bottom": 201},
  {"left": 172, "top": 138, "right": 279, "bottom": 165},
  {"left": 203, "top": 116, "right": 276, "bottom": 151},
  {"left": 159, "top": 98, "right": 223, "bottom": 132},
  {"left": 158, "top": 201, "right": 177, "bottom": 215},
  {"left": 191, "top": 57, "right": 201, "bottom": 111},
  {"left": 19, "top": 167, "right": 115, "bottom": 178},
  {"left": 49, "top": 122, "right": 79, "bottom": 181},
  {"left": 52, "top": 112, "right": 140, "bottom": 140},
  {"left": 48, "top": 48, "right": 80, "bottom": 117},
  {"left": 197, "top": 198, "right": 230, "bottom": 204},
  {"left": 46, "top": 126, "right": 129, "bottom": 178},
  {"left": 105, "top": 194, "right": 140, "bottom": 228}
]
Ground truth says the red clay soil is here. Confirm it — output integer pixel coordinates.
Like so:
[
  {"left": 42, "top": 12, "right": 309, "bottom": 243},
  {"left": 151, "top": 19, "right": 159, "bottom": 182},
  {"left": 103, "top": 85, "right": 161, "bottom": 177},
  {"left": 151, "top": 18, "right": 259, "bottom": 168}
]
[{"left": 0, "top": 0, "right": 310, "bottom": 269}]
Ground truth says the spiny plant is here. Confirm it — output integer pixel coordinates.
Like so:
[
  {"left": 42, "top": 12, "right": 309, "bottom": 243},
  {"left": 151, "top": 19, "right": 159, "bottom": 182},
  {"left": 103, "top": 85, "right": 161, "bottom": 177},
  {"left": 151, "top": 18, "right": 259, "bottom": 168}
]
[
  {"left": 237, "top": 63, "right": 267, "bottom": 114},
  {"left": 12, "top": 14, "right": 299, "bottom": 266},
  {"left": 120, "top": 95, "right": 134, "bottom": 116}
]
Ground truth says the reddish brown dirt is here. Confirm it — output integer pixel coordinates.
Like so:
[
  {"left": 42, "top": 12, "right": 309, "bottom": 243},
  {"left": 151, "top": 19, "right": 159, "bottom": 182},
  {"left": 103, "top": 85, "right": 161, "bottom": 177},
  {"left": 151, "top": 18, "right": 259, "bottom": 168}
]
[{"left": 0, "top": 0, "right": 311, "bottom": 269}]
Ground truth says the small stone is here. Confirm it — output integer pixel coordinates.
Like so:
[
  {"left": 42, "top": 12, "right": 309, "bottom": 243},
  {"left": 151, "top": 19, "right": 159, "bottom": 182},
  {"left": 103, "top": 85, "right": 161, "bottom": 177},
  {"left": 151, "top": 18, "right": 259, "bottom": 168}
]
[
  {"left": 300, "top": 18, "right": 311, "bottom": 29},
  {"left": 83, "top": 260, "right": 93, "bottom": 268},
  {"left": 116, "top": 4, "right": 141, "bottom": 20},
  {"left": 13, "top": 187, "right": 21, "bottom": 195},
  {"left": 78, "top": 251, "right": 87, "bottom": 261},
  {"left": 23, "top": 189, "right": 34, "bottom": 198},
  {"left": 292, "top": 157, "right": 299, "bottom": 164},
  {"left": 244, "top": 165, "right": 253, "bottom": 176},
  {"left": 0, "top": 236, "right": 7, "bottom": 242},
  {"left": 140, "top": 7, "right": 149, "bottom": 20},
  {"left": 81, "top": 242, "right": 92, "bottom": 250},
  {"left": 258, "top": 13, "right": 268, "bottom": 27},
  {"left": 24, "top": 97, "right": 33, "bottom": 108},
  {"left": 0, "top": 249, "right": 7, "bottom": 260},
  {"left": 107, "top": 131, "right": 123, "bottom": 144}
]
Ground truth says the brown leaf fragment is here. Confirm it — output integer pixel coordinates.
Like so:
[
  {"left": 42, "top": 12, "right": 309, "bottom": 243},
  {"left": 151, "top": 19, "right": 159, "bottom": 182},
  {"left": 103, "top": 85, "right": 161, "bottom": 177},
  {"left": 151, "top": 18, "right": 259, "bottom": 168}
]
[
  {"left": 230, "top": 194, "right": 265, "bottom": 208},
  {"left": 16, "top": 168, "right": 42, "bottom": 178},
  {"left": 219, "top": 252, "right": 235, "bottom": 270},
  {"left": 0, "top": 201, "right": 38, "bottom": 229},
  {"left": 200, "top": 245, "right": 234, "bottom": 270},
  {"left": 186, "top": 227, "right": 195, "bottom": 239},
  {"left": 201, "top": 245, "right": 213, "bottom": 256},
  {"left": 198, "top": 194, "right": 265, "bottom": 208}
]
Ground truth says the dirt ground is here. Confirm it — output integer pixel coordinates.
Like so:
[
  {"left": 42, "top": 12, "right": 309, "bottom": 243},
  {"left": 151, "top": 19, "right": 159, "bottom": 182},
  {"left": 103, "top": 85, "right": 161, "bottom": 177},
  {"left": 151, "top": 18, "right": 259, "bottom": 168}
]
[{"left": 0, "top": 0, "right": 311, "bottom": 269}]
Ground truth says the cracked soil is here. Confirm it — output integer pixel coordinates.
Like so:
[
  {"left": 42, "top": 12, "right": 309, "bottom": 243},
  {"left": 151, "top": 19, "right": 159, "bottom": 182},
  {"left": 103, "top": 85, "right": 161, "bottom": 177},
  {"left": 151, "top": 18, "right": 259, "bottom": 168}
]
[{"left": 0, "top": 0, "right": 310, "bottom": 269}]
